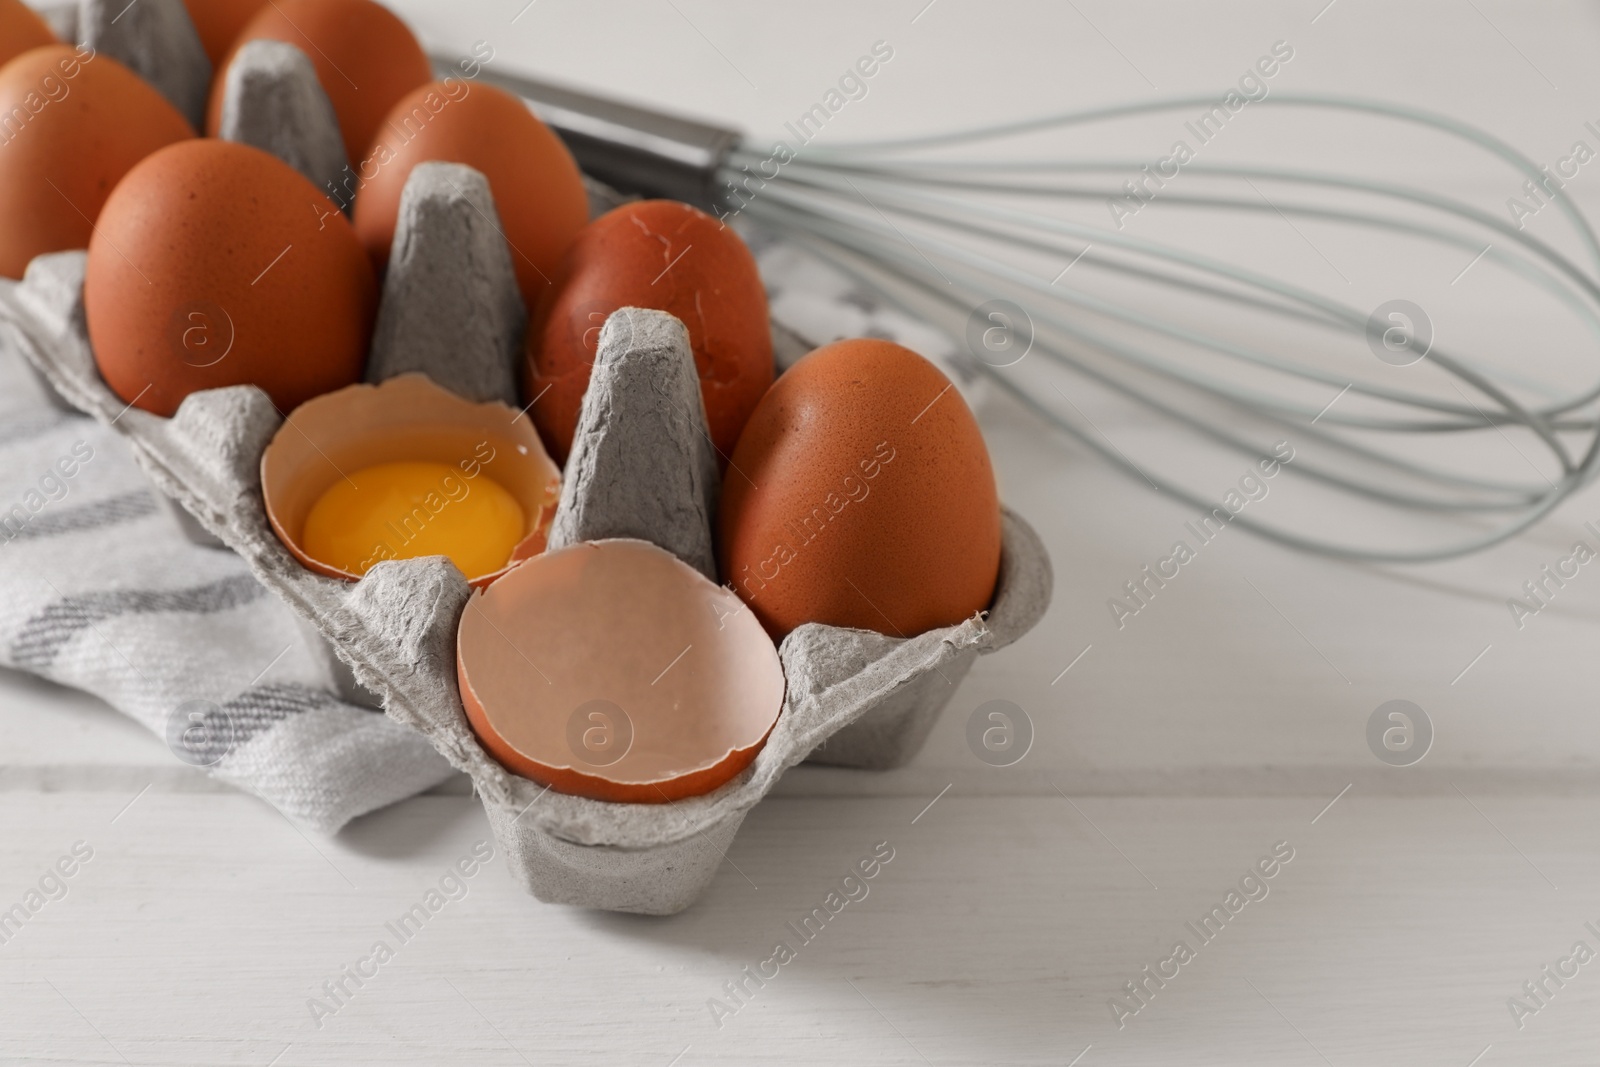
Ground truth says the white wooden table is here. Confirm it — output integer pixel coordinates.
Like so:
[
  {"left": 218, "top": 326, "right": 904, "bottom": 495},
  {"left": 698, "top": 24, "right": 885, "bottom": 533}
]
[{"left": 8, "top": 1, "right": 1600, "bottom": 1063}]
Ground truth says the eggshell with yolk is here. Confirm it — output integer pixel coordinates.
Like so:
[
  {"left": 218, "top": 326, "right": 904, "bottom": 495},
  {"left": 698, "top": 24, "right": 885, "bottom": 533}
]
[{"left": 260, "top": 374, "right": 562, "bottom": 590}]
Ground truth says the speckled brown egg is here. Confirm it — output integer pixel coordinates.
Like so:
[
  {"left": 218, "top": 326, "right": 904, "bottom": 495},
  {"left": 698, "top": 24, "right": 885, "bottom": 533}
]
[
  {"left": 352, "top": 81, "right": 588, "bottom": 314},
  {"left": 0, "top": 46, "right": 193, "bottom": 279},
  {"left": 206, "top": 0, "right": 431, "bottom": 166},
  {"left": 525, "top": 200, "right": 772, "bottom": 464},
  {"left": 84, "top": 139, "right": 376, "bottom": 416},
  {"left": 0, "top": 0, "right": 56, "bottom": 69},
  {"left": 717, "top": 338, "right": 1001, "bottom": 639}
]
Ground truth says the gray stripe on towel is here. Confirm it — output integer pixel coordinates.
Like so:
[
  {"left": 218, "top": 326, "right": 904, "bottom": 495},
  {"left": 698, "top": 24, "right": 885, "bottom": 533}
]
[
  {"left": 222, "top": 682, "right": 344, "bottom": 748},
  {"left": 9, "top": 573, "right": 266, "bottom": 668},
  {"left": 1, "top": 490, "right": 158, "bottom": 543},
  {"left": 0, "top": 411, "right": 71, "bottom": 448}
]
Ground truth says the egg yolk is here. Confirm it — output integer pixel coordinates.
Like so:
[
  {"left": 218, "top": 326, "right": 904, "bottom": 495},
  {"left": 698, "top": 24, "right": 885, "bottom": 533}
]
[{"left": 301, "top": 460, "right": 524, "bottom": 580}]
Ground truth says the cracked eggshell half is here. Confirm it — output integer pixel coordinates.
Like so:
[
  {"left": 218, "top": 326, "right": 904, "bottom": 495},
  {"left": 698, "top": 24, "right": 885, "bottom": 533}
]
[
  {"left": 457, "top": 538, "right": 785, "bottom": 804},
  {"left": 261, "top": 373, "right": 561, "bottom": 588}
]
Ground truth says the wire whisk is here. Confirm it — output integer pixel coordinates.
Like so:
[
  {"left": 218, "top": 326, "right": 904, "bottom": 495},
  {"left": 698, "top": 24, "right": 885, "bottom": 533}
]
[
  {"left": 466, "top": 60, "right": 1600, "bottom": 562},
  {"left": 721, "top": 94, "right": 1600, "bottom": 563}
]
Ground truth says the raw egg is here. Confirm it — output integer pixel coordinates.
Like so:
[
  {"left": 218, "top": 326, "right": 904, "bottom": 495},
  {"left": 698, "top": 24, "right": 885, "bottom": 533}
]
[
  {"left": 301, "top": 460, "right": 525, "bottom": 580},
  {"left": 351, "top": 81, "right": 587, "bottom": 311},
  {"left": 0, "top": 45, "right": 193, "bottom": 279},
  {"left": 0, "top": 0, "right": 55, "bottom": 69},
  {"left": 525, "top": 200, "right": 773, "bottom": 464},
  {"left": 717, "top": 338, "right": 1002, "bottom": 639},
  {"left": 261, "top": 374, "right": 562, "bottom": 588},
  {"left": 457, "top": 539, "right": 785, "bottom": 802},
  {"left": 207, "top": 0, "right": 431, "bottom": 166},
  {"left": 84, "top": 139, "right": 376, "bottom": 416},
  {"left": 182, "top": 0, "right": 269, "bottom": 66}
]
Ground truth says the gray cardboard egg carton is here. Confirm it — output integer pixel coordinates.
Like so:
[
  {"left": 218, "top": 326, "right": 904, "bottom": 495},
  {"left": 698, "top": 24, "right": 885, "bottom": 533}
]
[{"left": 0, "top": 9, "right": 1053, "bottom": 913}]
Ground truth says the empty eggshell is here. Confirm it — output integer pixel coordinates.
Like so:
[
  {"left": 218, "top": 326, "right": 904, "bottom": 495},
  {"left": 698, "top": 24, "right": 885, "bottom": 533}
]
[
  {"left": 457, "top": 538, "right": 785, "bottom": 804},
  {"left": 261, "top": 373, "right": 561, "bottom": 588}
]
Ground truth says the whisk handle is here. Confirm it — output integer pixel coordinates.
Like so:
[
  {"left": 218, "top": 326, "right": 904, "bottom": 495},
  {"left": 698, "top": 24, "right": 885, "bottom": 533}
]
[{"left": 433, "top": 55, "right": 742, "bottom": 211}]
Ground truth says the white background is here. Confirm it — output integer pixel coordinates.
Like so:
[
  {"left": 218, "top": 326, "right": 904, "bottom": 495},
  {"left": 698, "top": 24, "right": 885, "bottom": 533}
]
[{"left": 7, "top": 1, "right": 1600, "bottom": 1065}]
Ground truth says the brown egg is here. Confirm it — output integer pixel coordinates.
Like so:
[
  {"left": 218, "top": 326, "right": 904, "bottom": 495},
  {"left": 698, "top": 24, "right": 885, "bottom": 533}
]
[
  {"left": 717, "top": 338, "right": 1002, "bottom": 640},
  {"left": 0, "top": 0, "right": 56, "bottom": 69},
  {"left": 0, "top": 46, "right": 193, "bottom": 279},
  {"left": 85, "top": 139, "right": 376, "bottom": 416},
  {"left": 182, "top": 0, "right": 268, "bottom": 66},
  {"left": 351, "top": 81, "right": 587, "bottom": 312},
  {"left": 206, "top": 0, "right": 431, "bottom": 166},
  {"left": 525, "top": 200, "right": 772, "bottom": 464}
]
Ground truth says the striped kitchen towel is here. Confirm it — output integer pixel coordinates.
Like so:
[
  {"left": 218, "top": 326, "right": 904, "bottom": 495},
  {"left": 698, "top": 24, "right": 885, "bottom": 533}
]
[{"left": 0, "top": 332, "right": 455, "bottom": 832}]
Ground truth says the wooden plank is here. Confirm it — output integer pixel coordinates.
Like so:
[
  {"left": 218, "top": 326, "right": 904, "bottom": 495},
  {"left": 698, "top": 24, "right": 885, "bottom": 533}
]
[{"left": 1, "top": 792, "right": 1595, "bottom": 1065}]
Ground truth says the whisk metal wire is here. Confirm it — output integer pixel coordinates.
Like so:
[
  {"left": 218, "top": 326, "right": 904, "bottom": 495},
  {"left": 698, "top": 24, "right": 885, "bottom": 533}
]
[
  {"left": 455, "top": 55, "right": 1600, "bottom": 564},
  {"left": 721, "top": 93, "right": 1600, "bottom": 563}
]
